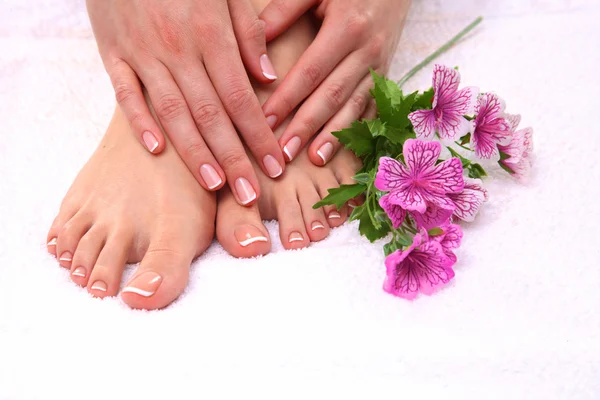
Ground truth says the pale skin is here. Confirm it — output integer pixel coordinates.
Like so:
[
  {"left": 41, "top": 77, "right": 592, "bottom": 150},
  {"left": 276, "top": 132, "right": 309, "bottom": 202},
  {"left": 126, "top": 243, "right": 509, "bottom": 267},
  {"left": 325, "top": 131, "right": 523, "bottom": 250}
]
[{"left": 47, "top": 1, "right": 361, "bottom": 310}]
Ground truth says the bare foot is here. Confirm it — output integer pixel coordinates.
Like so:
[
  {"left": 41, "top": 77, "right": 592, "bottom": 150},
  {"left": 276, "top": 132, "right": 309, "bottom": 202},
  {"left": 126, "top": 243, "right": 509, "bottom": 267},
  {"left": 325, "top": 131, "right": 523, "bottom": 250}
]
[
  {"left": 215, "top": 7, "right": 362, "bottom": 257},
  {"left": 46, "top": 107, "right": 216, "bottom": 310}
]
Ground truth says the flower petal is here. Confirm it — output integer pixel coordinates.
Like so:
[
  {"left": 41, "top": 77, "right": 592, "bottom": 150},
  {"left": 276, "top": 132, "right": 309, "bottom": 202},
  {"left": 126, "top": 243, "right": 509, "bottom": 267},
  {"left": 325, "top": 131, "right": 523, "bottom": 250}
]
[
  {"left": 471, "top": 93, "right": 511, "bottom": 159},
  {"left": 408, "top": 109, "right": 436, "bottom": 140},
  {"left": 403, "top": 139, "right": 442, "bottom": 176},
  {"left": 423, "top": 157, "right": 465, "bottom": 195},
  {"left": 504, "top": 113, "right": 522, "bottom": 132},
  {"left": 432, "top": 64, "right": 461, "bottom": 107},
  {"left": 379, "top": 194, "right": 407, "bottom": 229},
  {"left": 411, "top": 205, "right": 453, "bottom": 230},
  {"left": 409, "top": 241, "right": 454, "bottom": 296},
  {"left": 375, "top": 156, "right": 409, "bottom": 192},
  {"left": 436, "top": 112, "right": 473, "bottom": 143},
  {"left": 447, "top": 178, "right": 488, "bottom": 222},
  {"left": 388, "top": 183, "right": 428, "bottom": 213}
]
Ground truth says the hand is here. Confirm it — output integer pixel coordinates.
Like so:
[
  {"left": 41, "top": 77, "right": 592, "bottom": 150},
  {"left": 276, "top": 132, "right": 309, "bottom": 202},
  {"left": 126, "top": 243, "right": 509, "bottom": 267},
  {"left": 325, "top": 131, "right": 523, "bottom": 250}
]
[
  {"left": 259, "top": 0, "right": 410, "bottom": 166},
  {"left": 86, "top": 0, "right": 286, "bottom": 205}
]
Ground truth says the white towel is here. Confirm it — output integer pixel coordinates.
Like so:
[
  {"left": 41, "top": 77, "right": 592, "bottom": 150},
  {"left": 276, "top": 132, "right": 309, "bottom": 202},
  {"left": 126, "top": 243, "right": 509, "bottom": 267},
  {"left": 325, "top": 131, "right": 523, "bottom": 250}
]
[{"left": 1, "top": 0, "right": 599, "bottom": 398}]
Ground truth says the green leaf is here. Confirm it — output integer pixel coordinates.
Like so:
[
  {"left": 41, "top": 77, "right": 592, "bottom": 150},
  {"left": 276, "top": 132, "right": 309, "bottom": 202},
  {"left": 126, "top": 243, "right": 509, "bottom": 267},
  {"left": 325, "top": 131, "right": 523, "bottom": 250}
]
[
  {"left": 352, "top": 173, "right": 371, "bottom": 185},
  {"left": 428, "top": 227, "right": 444, "bottom": 236},
  {"left": 333, "top": 120, "right": 375, "bottom": 157},
  {"left": 358, "top": 210, "right": 390, "bottom": 242},
  {"left": 371, "top": 70, "right": 418, "bottom": 130},
  {"left": 383, "top": 240, "right": 403, "bottom": 256},
  {"left": 349, "top": 204, "right": 365, "bottom": 221},
  {"left": 313, "top": 183, "right": 367, "bottom": 210},
  {"left": 411, "top": 87, "right": 434, "bottom": 111},
  {"left": 467, "top": 163, "right": 488, "bottom": 179},
  {"left": 460, "top": 133, "right": 471, "bottom": 145},
  {"left": 447, "top": 147, "right": 471, "bottom": 168},
  {"left": 499, "top": 150, "right": 511, "bottom": 161}
]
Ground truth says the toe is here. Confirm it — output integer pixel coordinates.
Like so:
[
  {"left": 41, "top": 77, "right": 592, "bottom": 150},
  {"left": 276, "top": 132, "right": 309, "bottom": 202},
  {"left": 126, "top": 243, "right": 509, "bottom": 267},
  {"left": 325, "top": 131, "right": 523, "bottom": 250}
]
[
  {"left": 296, "top": 183, "right": 329, "bottom": 242},
  {"left": 86, "top": 227, "right": 133, "bottom": 298},
  {"left": 273, "top": 189, "right": 310, "bottom": 250},
  {"left": 315, "top": 171, "right": 348, "bottom": 228},
  {"left": 69, "top": 226, "right": 106, "bottom": 287},
  {"left": 217, "top": 187, "right": 272, "bottom": 257},
  {"left": 55, "top": 211, "right": 93, "bottom": 269},
  {"left": 121, "top": 218, "right": 213, "bottom": 310}
]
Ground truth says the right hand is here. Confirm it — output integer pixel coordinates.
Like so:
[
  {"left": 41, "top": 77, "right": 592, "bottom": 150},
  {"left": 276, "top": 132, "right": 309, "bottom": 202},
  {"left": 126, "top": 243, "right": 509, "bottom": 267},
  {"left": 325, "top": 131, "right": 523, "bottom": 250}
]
[{"left": 86, "top": 0, "right": 286, "bottom": 205}]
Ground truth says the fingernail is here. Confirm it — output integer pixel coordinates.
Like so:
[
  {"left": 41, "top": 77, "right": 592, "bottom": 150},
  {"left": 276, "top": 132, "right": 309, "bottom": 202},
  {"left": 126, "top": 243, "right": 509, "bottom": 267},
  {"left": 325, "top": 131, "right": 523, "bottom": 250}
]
[
  {"left": 59, "top": 251, "right": 72, "bottom": 262},
  {"left": 235, "top": 177, "right": 257, "bottom": 205},
  {"left": 122, "top": 271, "right": 162, "bottom": 297},
  {"left": 71, "top": 267, "right": 86, "bottom": 278},
  {"left": 260, "top": 54, "right": 278, "bottom": 80},
  {"left": 47, "top": 238, "right": 57, "bottom": 246},
  {"left": 317, "top": 142, "right": 334, "bottom": 165},
  {"left": 90, "top": 280, "right": 107, "bottom": 292},
  {"left": 288, "top": 231, "right": 304, "bottom": 243},
  {"left": 263, "top": 154, "right": 283, "bottom": 178},
  {"left": 200, "top": 164, "right": 223, "bottom": 190},
  {"left": 283, "top": 136, "right": 302, "bottom": 162},
  {"left": 266, "top": 115, "right": 278, "bottom": 129},
  {"left": 142, "top": 131, "right": 159, "bottom": 153},
  {"left": 311, "top": 221, "right": 325, "bottom": 231},
  {"left": 234, "top": 225, "right": 269, "bottom": 247},
  {"left": 328, "top": 211, "right": 341, "bottom": 219}
]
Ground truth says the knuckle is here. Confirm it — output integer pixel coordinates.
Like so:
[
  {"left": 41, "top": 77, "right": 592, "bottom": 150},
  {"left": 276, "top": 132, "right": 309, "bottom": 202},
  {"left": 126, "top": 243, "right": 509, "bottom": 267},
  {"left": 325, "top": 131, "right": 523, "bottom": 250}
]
[
  {"left": 345, "top": 14, "right": 369, "bottom": 38},
  {"left": 114, "top": 82, "right": 138, "bottom": 105},
  {"left": 219, "top": 150, "right": 249, "bottom": 172},
  {"left": 155, "top": 94, "right": 187, "bottom": 122},
  {"left": 224, "top": 86, "right": 255, "bottom": 116},
  {"left": 244, "top": 18, "right": 265, "bottom": 43},
  {"left": 301, "top": 116, "right": 319, "bottom": 135},
  {"left": 190, "top": 100, "right": 222, "bottom": 129},
  {"left": 300, "top": 64, "right": 323, "bottom": 87},
  {"left": 324, "top": 83, "right": 346, "bottom": 109},
  {"left": 349, "top": 92, "right": 368, "bottom": 114},
  {"left": 369, "top": 34, "right": 386, "bottom": 58},
  {"left": 182, "top": 140, "right": 209, "bottom": 161}
]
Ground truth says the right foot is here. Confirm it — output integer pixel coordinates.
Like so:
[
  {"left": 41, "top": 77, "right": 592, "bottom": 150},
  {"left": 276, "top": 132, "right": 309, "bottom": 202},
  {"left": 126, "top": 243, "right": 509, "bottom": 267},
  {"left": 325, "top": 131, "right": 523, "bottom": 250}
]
[{"left": 46, "top": 107, "right": 216, "bottom": 310}]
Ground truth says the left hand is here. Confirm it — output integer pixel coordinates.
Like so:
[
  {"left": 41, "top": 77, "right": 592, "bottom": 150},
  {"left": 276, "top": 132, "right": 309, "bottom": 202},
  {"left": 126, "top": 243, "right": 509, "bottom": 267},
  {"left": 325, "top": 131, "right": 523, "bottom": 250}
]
[{"left": 259, "top": 0, "right": 411, "bottom": 166}]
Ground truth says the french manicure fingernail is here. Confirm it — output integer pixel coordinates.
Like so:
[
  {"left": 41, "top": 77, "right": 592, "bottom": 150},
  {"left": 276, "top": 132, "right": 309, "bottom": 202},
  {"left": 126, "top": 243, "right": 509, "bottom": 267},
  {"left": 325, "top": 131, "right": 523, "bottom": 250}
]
[
  {"left": 235, "top": 177, "right": 257, "bottom": 205},
  {"left": 266, "top": 115, "right": 278, "bottom": 129},
  {"left": 59, "top": 252, "right": 72, "bottom": 262},
  {"left": 71, "top": 266, "right": 86, "bottom": 278},
  {"left": 142, "top": 131, "right": 159, "bottom": 153},
  {"left": 122, "top": 271, "right": 162, "bottom": 297},
  {"left": 200, "top": 164, "right": 223, "bottom": 190},
  {"left": 317, "top": 142, "right": 334, "bottom": 165},
  {"left": 91, "top": 280, "right": 107, "bottom": 292},
  {"left": 311, "top": 221, "right": 325, "bottom": 231},
  {"left": 234, "top": 225, "right": 269, "bottom": 247},
  {"left": 260, "top": 54, "right": 278, "bottom": 80},
  {"left": 283, "top": 136, "right": 301, "bottom": 162},
  {"left": 288, "top": 231, "right": 304, "bottom": 243},
  {"left": 263, "top": 154, "right": 283, "bottom": 178},
  {"left": 47, "top": 238, "right": 57, "bottom": 246},
  {"left": 329, "top": 211, "right": 341, "bottom": 219}
]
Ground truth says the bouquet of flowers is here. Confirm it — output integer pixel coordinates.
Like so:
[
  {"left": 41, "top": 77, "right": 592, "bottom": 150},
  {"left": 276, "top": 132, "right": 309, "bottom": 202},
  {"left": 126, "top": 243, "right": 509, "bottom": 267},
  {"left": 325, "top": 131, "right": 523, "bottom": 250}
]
[{"left": 314, "top": 19, "right": 533, "bottom": 300}]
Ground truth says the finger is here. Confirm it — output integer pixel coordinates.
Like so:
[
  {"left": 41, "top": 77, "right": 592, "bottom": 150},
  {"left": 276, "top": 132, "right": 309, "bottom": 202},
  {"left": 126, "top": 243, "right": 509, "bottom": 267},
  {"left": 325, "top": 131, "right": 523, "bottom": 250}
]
[
  {"left": 308, "top": 73, "right": 374, "bottom": 166},
  {"left": 107, "top": 58, "right": 165, "bottom": 155},
  {"left": 229, "top": 0, "right": 278, "bottom": 84},
  {"left": 170, "top": 61, "right": 263, "bottom": 206},
  {"left": 261, "top": 21, "right": 355, "bottom": 131},
  {"left": 135, "top": 61, "right": 229, "bottom": 194},
  {"left": 259, "top": 0, "right": 315, "bottom": 41},
  {"left": 277, "top": 51, "right": 368, "bottom": 162},
  {"left": 202, "top": 31, "right": 286, "bottom": 180}
]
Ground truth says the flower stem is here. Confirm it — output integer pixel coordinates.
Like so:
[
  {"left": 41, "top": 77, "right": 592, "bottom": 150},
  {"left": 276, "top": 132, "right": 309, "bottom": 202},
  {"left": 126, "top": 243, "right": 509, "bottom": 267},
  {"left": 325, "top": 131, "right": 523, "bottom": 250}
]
[
  {"left": 454, "top": 141, "right": 472, "bottom": 151},
  {"left": 397, "top": 16, "right": 483, "bottom": 88}
]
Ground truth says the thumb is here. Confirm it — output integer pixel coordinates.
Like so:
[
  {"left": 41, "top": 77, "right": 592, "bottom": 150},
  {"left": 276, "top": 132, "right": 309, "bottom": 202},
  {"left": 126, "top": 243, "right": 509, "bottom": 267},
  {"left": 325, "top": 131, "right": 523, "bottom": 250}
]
[{"left": 259, "top": 0, "right": 316, "bottom": 42}]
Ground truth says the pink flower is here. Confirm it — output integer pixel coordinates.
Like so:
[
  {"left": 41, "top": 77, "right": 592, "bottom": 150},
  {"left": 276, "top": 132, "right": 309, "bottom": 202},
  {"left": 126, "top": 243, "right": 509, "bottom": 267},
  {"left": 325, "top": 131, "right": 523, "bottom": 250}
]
[
  {"left": 379, "top": 194, "right": 407, "bottom": 229},
  {"left": 470, "top": 93, "right": 512, "bottom": 159},
  {"left": 412, "top": 178, "right": 488, "bottom": 229},
  {"left": 408, "top": 64, "right": 478, "bottom": 143},
  {"left": 375, "top": 139, "right": 465, "bottom": 215},
  {"left": 383, "top": 232, "right": 455, "bottom": 300},
  {"left": 431, "top": 223, "right": 463, "bottom": 263},
  {"left": 498, "top": 116, "right": 534, "bottom": 182}
]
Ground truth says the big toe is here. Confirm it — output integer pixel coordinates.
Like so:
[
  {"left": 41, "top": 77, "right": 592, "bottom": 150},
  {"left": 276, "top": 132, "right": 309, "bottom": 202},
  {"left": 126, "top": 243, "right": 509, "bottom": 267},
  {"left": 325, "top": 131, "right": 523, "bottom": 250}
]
[{"left": 216, "top": 187, "right": 271, "bottom": 258}]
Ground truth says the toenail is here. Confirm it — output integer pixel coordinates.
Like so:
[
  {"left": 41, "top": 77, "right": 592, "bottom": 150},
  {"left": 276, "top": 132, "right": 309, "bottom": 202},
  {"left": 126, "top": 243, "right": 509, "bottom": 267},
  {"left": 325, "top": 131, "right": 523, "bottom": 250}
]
[
  {"left": 90, "top": 280, "right": 107, "bottom": 292},
  {"left": 311, "top": 221, "right": 325, "bottom": 231},
  {"left": 348, "top": 201, "right": 357, "bottom": 209},
  {"left": 72, "top": 267, "right": 86, "bottom": 278},
  {"left": 317, "top": 142, "right": 334, "bottom": 165},
  {"left": 235, "top": 178, "right": 257, "bottom": 205},
  {"left": 328, "top": 211, "right": 341, "bottom": 219},
  {"left": 283, "top": 136, "right": 301, "bottom": 162},
  {"left": 47, "top": 238, "right": 57, "bottom": 246},
  {"left": 142, "top": 131, "right": 159, "bottom": 153},
  {"left": 200, "top": 164, "right": 223, "bottom": 190},
  {"left": 263, "top": 154, "right": 283, "bottom": 178},
  {"left": 234, "top": 225, "right": 269, "bottom": 247},
  {"left": 266, "top": 114, "right": 278, "bottom": 129},
  {"left": 289, "top": 231, "right": 304, "bottom": 243},
  {"left": 59, "top": 252, "right": 72, "bottom": 262},
  {"left": 122, "top": 271, "right": 162, "bottom": 297}
]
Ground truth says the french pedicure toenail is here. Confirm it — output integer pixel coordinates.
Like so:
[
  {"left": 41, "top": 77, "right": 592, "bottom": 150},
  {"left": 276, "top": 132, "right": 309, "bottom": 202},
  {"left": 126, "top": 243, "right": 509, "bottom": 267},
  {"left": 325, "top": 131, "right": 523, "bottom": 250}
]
[
  {"left": 283, "top": 136, "right": 302, "bottom": 162},
  {"left": 311, "top": 221, "right": 325, "bottom": 231},
  {"left": 59, "top": 252, "right": 72, "bottom": 262},
  {"left": 234, "top": 225, "right": 268, "bottom": 247},
  {"left": 263, "top": 154, "right": 283, "bottom": 178},
  {"left": 90, "top": 280, "right": 107, "bottom": 292},
  {"left": 317, "top": 142, "right": 334, "bottom": 165},
  {"left": 47, "top": 238, "right": 57, "bottom": 246},
  {"left": 71, "top": 267, "right": 86, "bottom": 278},
  {"left": 122, "top": 271, "right": 162, "bottom": 297},
  {"left": 142, "top": 131, "right": 159, "bottom": 153},
  {"left": 328, "top": 211, "right": 341, "bottom": 219},
  {"left": 266, "top": 115, "right": 278, "bottom": 129},
  {"left": 200, "top": 164, "right": 223, "bottom": 190},
  {"left": 260, "top": 54, "right": 278, "bottom": 80},
  {"left": 235, "top": 178, "right": 257, "bottom": 205},
  {"left": 288, "top": 231, "right": 304, "bottom": 243}
]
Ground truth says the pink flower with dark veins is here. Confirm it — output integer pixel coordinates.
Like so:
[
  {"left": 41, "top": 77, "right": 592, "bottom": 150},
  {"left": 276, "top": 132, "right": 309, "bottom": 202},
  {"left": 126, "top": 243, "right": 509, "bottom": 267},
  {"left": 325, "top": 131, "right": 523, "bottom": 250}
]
[
  {"left": 408, "top": 64, "right": 478, "bottom": 142},
  {"left": 470, "top": 93, "right": 512, "bottom": 159},
  {"left": 498, "top": 124, "right": 534, "bottom": 183},
  {"left": 375, "top": 139, "right": 465, "bottom": 215},
  {"left": 379, "top": 194, "right": 407, "bottom": 229},
  {"left": 432, "top": 223, "right": 463, "bottom": 263},
  {"left": 383, "top": 232, "right": 455, "bottom": 300}
]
